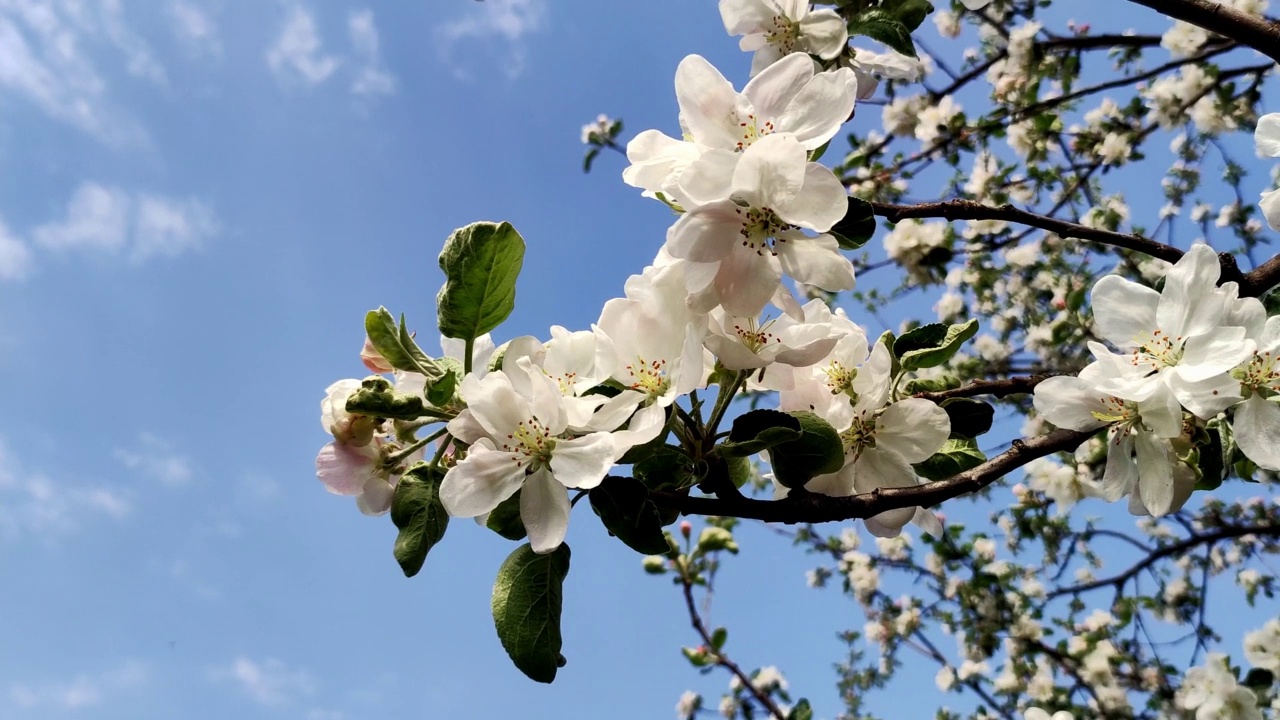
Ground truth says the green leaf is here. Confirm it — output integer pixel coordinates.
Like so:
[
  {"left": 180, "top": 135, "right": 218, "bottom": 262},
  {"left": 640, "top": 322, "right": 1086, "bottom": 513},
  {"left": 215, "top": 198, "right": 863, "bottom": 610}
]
[
  {"left": 437, "top": 221, "right": 526, "bottom": 341},
  {"left": 941, "top": 398, "right": 994, "bottom": 439},
  {"left": 1244, "top": 668, "right": 1275, "bottom": 688},
  {"left": 633, "top": 445, "right": 697, "bottom": 492},
  {"left": 390, "top": 463, "right": 450, "bottom": 577},
  {"left": 582, "top": 147, "right": 600, "bottom": 173},
  {"left": 905, "top": 374, "right": 961, "bottom": 394},
  {"left": 364, "top": 308, "right": 442, "bottom": 378},
  {"left": 346, "top": 382, "right": 428, "bottom": 420},
  {"left": 720, "top": 409, "right": 803, "bottom": 457},
  {"left": 588, "top": 476, "right": 670, "bottom": 555},
  {"left": 787, "top": 700, "right": 814, "bottom": 720},
  {"left": 770, "top": 411, "right": 846, "bottom": 489},
  {"left": 847, "top": 8, "right": 917, "bottom": 58},
  {"left": 486, "top": 491, "right": 527, "bottom": 541},
  {"left": 885, "top": 0, "right": 933, "bottom": 30},
  {"left": 807, "top": 139, "right": 832, "bottom": 163},
  {"left": 710, "top": 627, "right": 728, "bottom": 651},
  {"left": 893, "top": 319, "right": 979, "bottom": 371},
  {"left": 829, "top": 197, "right": 878, "bottom": 250},
  {"left": 913, "top": 438, "right": 986, "bottom": 481},
  {"left": 1195, "top": 423, "right": 1229, "bottom": 491},
  {"left": 492, "top": 543, "right": 571, "bottom": 684},
  {"left": 426, "top": 368, "right": 459, "bottom": 407}
]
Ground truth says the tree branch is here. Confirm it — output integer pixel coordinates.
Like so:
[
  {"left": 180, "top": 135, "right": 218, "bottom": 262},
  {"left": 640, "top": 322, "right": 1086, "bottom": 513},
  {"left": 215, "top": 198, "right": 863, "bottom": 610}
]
[
  {"left": 1124, "top": 0, "right": 1280, "bottom": 64},
  {"left": 913, "top": 373, "right": 1058, "bottom": 402},
  {"left": 1242, "top": 254, "right": 1280, "bottom": 297},
  {"left": 650, "top": 429, "right": 1092, "bottom": 524}
]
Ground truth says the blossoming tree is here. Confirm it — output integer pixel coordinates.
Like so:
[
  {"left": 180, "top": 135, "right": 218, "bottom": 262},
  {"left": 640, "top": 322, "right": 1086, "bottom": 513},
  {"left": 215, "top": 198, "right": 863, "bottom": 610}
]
[{"left": 316, "top": 0, "right": 1280, "bottom": 717}]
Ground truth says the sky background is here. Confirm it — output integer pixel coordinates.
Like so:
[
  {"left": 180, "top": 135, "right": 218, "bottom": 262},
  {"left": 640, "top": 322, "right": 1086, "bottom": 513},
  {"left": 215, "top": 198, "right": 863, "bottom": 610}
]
[{"left": 0, "top": 1, "right": 1277, "bottom": 719}]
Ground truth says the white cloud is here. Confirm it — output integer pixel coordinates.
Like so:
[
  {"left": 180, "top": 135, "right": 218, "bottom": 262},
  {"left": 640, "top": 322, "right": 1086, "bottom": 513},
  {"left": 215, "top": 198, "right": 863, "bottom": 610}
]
[
  {"left": 169, "top": 0, "right": 220, "bottom": 58},
  {"left": 32, "top": 182, "right": 131, "bottom": 253},
  {"left": 435, "top": 0, "right": 546, "bottom": 80},
  {"left": 0, "top": 439, "right": 131, "bottom": 539},
  {"left": 114, "top": 433, "right": 193, "bottom": 487},
  {"left": 9, "top": 660, "right": 147, "bottom": 711},
  {"left": 348, "top": 9, "right": 394, "bottom": 97},
  {"left": 32, "top": 182, "right": 217, "bottom": 264},
  {"left": 0, "top": 0, "right": 160, "bottom": 143},
  {"left": 0, "top": 217, "right": 33, "bottom": 281},
  {"left": 267, "top": 4, "right": 340, "bottom": 87},
  {"left": 213, "top": 657, "right": 316, "bottom": 707}
]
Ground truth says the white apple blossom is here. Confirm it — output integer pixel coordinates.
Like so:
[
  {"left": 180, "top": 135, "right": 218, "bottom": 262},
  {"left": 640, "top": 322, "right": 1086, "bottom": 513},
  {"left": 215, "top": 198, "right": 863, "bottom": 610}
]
[
  {"left": 782, "top": 341, "right": 951, "bottom": 536},
  {"left": 1178, "top": 653, "right": 1263, "bottom": 720},
  {"left": 675, "top": 690, "right": 701, "bottom": 719},
  {"left": 719, "top": 0, "right": 848, "bottom": 76},
  {"left": 321, "top": 379, "right": 375, "bottom": 446},
  {"left": 915, "top": 96, "right": 963, "bottom": 144},
  {"left": 704, "top": 299, "right": 840, "bottom": 373},
  {"left": 440, "top": 363, "right": 619, "bottom": 554},
  {"left": 314, "top": 437, "right": 416, "bottom": 516},
  {"left": 1244, "top": 619, "right": 1280, "bottom": 673},
  {"left": 1256, "top": 113, "right": 1280, "bottom": 231},
  {"left": 1087, "top": 244, "right": 1257, "bottom": 419},
  {"left": 1231, "top": 315, "right": 1280, "bottom": 470},
  {"left": 667, "top": 134, "right": 854, "bottom": 316}
]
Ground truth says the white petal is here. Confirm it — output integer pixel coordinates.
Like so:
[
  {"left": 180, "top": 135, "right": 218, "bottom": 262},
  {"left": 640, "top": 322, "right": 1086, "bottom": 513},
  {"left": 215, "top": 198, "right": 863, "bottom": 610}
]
[
  {"left": 679, "top": 149, "right": 742, "bottom": 206},
  {"left": 776, "top": 232, "right": 855, "bottom": 290},
  {"left": 1234, "top": 395, "right": 1280, "bottom": 471},
  {"left": 875, "top": 398, "right": 950, "bottom": 463},
  {"left": 1102, "top": 431, "right": 1137, "bottom": 502},
  {"left": 466, "top": 372, "right": 532, "bottom": 439},
  {"left": 610, "top": 402, "right": 668, "bottom": 450},
  {"left": 774, "top": 164, "right": 848, "bottom": 231},
  {"left": 1169, "top": 371, "right": 1243, "bottom": 419},
  {"left": 742, "top": 52, "right": 813, "bottom": 123},
  {"left": 356, "top": 477, "right": 395, "bottom": 516},
  {"left": 667, "top": 201, "right": 744, "bottom": 263},
  {"left": 446, "top": 408, "right": 489, "bottom": 445},
  {"left": 315, "top": 441, "right": 378, "bottom": 496},
  {"left": 521, "top": 468, "right": 571, "bottom": 554},
  {"left": 852, "top": 447, "right": 918, "bottom": 532},
  {"left": 549, "top": 433, "right": 617, "bottom": 489},
  {"left": 675, "top": 55, "right": 742, "bottom": 149},
  {"left": 1135, "top": 384, "right": 1183, "bottom": 438},
  {"left": 797, "top": 9, "right": 848, "bottom": 59},
  {"left": 1090, "top": 275, "right": 1159, "bottom": 347},
  {"left": 1177, "top": 325, "right": 1252, "bottom": 381},
  {"left": 1261, "top": 187, "right": 1280, "bottom": 232},
  {"left": 1135, "top": 432, "right": 1176, "bottom": 517},
  {"left": 1255, "top": 113, "right": 1280, "bottom": 157},
  {"left": 731, "top": 133, "right": 807, "bottom": 208},
  {"left": 1032, "top": 376, "right": 1109, "bottom": 432},
  {"left": 775, "top": 67, "right": 856, "bottom": 150},
  {"left": 720, "top": 0, "right": 774, "bottom": 35},
  {"left": 716, "top": 246, "right": 784, "bottom": 317},
  {"left": 706, "top": 333, "right": 772, "bottom": 370},
  {"left": 439, "top": 449, "right": 526, "bottom": 518},
  {"left": 1157, "top": 244, "right": 1226, "bottom": 337},
  {"left": 583, "top": 390, "right": 646, "bottom": 432},
  {"left": 749, "top": 42, "right": 787, "bottom": 76},
  {"left": 807, "top": 462, "right": 856, "bottom": 496}
]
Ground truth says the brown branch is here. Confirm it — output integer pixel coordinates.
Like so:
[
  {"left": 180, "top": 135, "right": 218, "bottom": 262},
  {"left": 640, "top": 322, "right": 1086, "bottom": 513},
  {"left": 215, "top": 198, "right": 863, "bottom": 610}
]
[
  {"left": 1039, "top": 33, "right": 1164, "bottom": 50},
  {"left": 1047, "top": 522, "right": 1280, "bottom": 598},
  {"left": 870, "top": 199, "right": 1186, "bottom": 263},
  {"left": 678, "top": 573, "right": 787, "bottom": 719},
  {"left": 913, "top": 373, "right": 1058, "bottom": 402},
  {"left": 1242, "top": 254, "right": 1280, "bottom": 297},
  {"left": 1125, "top": 0, "right": 1280, "bottom": 64},
  {"left": 650, "top": 429, "right": 1092, "bottom": 524}
]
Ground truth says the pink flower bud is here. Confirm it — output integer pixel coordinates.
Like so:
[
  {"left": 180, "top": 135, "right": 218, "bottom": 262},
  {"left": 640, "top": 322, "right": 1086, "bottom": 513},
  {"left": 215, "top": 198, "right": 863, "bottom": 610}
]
[
  {"left": 680, "top": 521, "right": 693, "bottom": 538},
  {"left": 361, "top": 337, "right": 395, "bottom": 373}
]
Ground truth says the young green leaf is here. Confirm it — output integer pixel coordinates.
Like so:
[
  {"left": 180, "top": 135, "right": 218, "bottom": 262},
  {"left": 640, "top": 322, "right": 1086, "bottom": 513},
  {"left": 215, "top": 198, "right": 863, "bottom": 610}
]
[
  {"left": 492, "top": 543, "right": 571, "bottom": 684},
  {"left": 719, "top": 409, "right": 803, "bottom": 457},
  {"left": 912, "top": 438, "right": 986, "bottom": 481},
  {"left": 829, "top": 197, "right": 878, "bottom": 250},
  {"left": 893, "top": 319, "right": 979, "bottom": 371},
  {"left": 364, "top": 307, "right": 442, "bottom": 379},
  {"left": 390, "top": 463, "right": 450, "bottom": 577},
  {"left": 486, "top": 491, "right": 527, "bottom": 541},
  {"left": 588, "top": 476, "right": 671, "bottom": 555},
  {"left": 770, "top": 411, "right": 846, "bottom": 488},
  {"left": 346, "top": 383, "right": 428, "bottom": 420},
  {"left": 847, "top": 8, "right": 917, "bottom": 57},
  {"left": 437, "top": 221, "right": 526, "bottom": 341},
  {"left": 787, "top": 700, "right": 814, "bottom": 720},
  {"left": 940, "top": 397, "right": 995, "bottom": 439}
]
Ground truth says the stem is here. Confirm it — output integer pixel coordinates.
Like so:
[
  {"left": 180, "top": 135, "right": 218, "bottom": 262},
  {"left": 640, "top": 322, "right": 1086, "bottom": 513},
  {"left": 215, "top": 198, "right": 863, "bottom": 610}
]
[
  {"left": 463, "top": 337, "right": 475, "bottom": 375},
  {"left": 704, "top": 371, "right": 747, "bottom": 444},
  {"left": 429, "top": 433, "right": 454, "bottom": 468},
  {"left": 386, "top": 427, "right": 448, "bottom": 466}
]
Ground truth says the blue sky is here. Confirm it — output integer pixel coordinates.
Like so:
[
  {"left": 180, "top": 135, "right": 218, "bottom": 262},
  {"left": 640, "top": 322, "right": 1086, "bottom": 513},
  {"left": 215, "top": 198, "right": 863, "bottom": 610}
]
[{"left": 1, "top": 1, "right": 1277, "bottom": 719}]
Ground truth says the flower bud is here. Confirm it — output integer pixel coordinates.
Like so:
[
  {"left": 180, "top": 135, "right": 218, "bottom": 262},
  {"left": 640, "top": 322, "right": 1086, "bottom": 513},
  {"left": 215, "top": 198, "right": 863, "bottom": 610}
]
[
  {"left": 679, "top": 520, "right": 693, "bottom": 538},
  {"left": 361, "top": 337, "right": 395, "bottom": 373},
  {"left": 642, "top": 555, "right": 668, "bottom": 574},
  {"left": 697, "top": 527, "right": 739, "bottom": 554}
]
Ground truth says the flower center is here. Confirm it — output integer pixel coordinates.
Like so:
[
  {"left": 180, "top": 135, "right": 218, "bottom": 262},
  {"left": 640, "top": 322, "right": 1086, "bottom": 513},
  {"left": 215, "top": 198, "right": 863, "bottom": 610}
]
[
  {"left": 734, "top": 112, "right": 776, "bottom": 152},
  {"left": 502, "top": 418, "right": 555, "bottom": 470},
  {"left": 840, "top": 412, "right": 877, "bottom": 455},
  {"left": 823, "top": 360, "right": 859, "bottom": 397},
  {"left": 1091, "top": 395, "right": 1137, "bottom": 427},
  {"left": 733, "top": 318, "right": 778, "bottom": 353},
  {"left": 546, "top": 370, "right": 579, "bottom": 396},
  {"left": 765, "top": 15, "right": 800, "bottom": 55},
  {"left": 1131, "top": 329, "right": 1185, "bottom": 371},
  {"left": 1237, "top": 348, "right": 1279, "bottom": 392},
  {"left": 736, "top": 206, "right": 793, "bottom": 256},
  {"left": 624, "top": 355, "right": 671, "bottom": 397}
]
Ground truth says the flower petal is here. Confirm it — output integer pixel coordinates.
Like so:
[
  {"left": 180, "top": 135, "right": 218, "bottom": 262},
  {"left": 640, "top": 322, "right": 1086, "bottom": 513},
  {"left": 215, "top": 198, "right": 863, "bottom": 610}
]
[
  {"left": 439, "top": 449, "right": 526, "bottom": 518},
  {"left": 875, "top": 398, "right": 950, "bottom": 463},
  {"left": 852, "top": 447, "right": 918, "bottom": 532},
  {"left": 1089, "top": 275, "right": 1159, "bottom": 347},
  {"left": 1135, "top": 432, "right": 1176, "bottom": 517},
  {"left": 715, "top": 246, "right": 784, "bottom": 317},
  {"left": 731, "top": 133, "right": 807, "bottom": 208},
  {"left": 797, "top": 9, "right": 848, "bottom": 59},
  {"left": 680, "top": 149, "right": 742, "bottom": 206},
  {"left": 1156, "top": 244, "right": 1226, "bottom": 337},
  {"left": 774, "top": 164, "right": 848, "bottom": 231},
  {"left": 1234, "top": 394, "right": 1280, "bottom": 471},
  {"left": 521, "top": 468, "right": 571, "bottom": 554},
  {"left": 667, "top": 201, "right": 745, "bottom": 263},
  {"left": 549, "top": 432, "right": 617, "bottom": 489},
  {"left": 742, "top": 52, "right": 814, "bottom": 123},
  {"left": 1255, "top": 113, "right": 1280, "bottom": 157},
  {"left": 776, "top": 232, "right": 855, "bottom": 290},
  {"left": 675, "top": 55, "right": 743, "bottom": 149},
  {"left": 1032, "top": 375, "right": 1109, "bottom": 432},
  {"left": 1102, "top": 431, "right": 1137, "bottom": 502}
]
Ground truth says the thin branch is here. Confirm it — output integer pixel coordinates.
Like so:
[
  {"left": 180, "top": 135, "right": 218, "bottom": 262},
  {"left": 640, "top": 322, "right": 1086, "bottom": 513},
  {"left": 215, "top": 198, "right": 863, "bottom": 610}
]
[
  {"left": 913, "top": 373, "right": 1059, "bottom": 402},
  {"left": 679, "top": 574, "right": 788, "bottom": 719},
  {"left": 650, "top": 429, "right": 1092, "bottom": 524},
  {"left": 1124, "top": 0, "right": 1280, "bottom": 63}
]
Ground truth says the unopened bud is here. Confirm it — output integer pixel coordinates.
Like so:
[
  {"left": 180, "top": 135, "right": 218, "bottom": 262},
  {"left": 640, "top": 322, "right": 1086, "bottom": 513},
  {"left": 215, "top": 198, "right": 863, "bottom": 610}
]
[
  {"left": 361, "top": 337, "right": 395, "bottom": 373},
  {"left": 642, "top": 555, "right": 668, "bottom": 574},
  {"left": 680, "top": 521, "right": 693, "bottom": 538}
]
